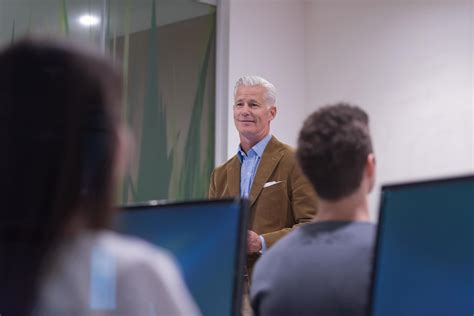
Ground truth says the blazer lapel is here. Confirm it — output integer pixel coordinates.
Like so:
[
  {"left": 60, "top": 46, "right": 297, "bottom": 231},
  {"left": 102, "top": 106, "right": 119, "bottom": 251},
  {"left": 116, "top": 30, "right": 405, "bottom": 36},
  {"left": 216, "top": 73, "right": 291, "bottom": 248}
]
[
  {"left": 226, "top": 156, "right": 241, "bottom": 197},
  {"left": 248, "top": 137, "right": 284, "bottom": 207}
]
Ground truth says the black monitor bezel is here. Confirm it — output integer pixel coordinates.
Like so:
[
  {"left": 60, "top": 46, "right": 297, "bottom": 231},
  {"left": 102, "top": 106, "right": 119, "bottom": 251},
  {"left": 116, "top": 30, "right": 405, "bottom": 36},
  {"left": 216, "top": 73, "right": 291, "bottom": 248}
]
[
  {"left": 368, "top": 174, "right": 474, "bottom": 316},
  {"left": 120, "top": 197, "right": 249, "bottom": 316}
]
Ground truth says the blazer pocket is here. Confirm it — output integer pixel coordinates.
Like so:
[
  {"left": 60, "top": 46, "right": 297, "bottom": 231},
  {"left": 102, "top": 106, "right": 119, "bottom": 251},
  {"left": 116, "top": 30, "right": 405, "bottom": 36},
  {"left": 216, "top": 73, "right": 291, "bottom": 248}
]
[{"left": 255, "top": 181, "right": 289, "bottom": 229}]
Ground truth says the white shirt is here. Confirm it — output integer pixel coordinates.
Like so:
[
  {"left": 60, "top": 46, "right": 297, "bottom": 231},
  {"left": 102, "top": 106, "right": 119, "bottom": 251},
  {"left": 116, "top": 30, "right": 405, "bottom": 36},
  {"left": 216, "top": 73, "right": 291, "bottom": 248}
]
[{"left": 34, "top": 230, "right": 201, "bottom": 316}]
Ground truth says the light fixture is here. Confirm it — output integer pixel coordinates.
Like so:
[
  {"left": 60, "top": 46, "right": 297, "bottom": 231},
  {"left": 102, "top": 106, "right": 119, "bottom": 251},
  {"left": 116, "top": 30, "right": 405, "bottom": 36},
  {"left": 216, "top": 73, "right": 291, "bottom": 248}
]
[{"left": 78, "top": 14, "right": 100, "bottom": 27}]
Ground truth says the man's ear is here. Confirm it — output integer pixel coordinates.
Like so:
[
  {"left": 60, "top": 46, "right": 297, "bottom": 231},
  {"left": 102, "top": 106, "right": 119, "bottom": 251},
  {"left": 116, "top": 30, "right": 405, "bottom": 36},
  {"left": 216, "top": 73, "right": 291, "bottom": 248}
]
[
  {"left": 269, "top": 105, "right": 277, "bottom": 121},
  {"left": 366, "top": 153, "right": 376, "bottom": 192},
  {"left": 366, "top": 153, "right": 376, "bottom": 177}
]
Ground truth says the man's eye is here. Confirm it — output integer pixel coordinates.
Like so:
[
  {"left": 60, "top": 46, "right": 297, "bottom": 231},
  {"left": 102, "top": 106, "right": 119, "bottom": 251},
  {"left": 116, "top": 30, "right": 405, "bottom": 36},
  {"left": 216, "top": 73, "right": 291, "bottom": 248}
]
[{"left": 250, "top": 103, "right": 259, "bottom": 108}]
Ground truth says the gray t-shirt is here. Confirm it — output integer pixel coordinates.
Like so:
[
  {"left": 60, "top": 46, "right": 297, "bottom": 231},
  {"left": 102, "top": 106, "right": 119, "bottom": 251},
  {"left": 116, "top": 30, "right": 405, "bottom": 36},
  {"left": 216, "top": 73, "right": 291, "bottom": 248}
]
[
  {"left": 251, "top": 221, "right": 376, "bottom": 316},
  {"left": 34, "top": 230, "right": 201, "bottom": 316}
]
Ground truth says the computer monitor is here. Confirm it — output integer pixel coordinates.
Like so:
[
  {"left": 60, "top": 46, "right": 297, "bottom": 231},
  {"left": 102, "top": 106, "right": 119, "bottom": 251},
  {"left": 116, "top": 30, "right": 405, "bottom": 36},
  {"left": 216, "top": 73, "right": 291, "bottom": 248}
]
[
  {"left": 370, "top": 175, "right": 474, "bottom": 316},
  {"left": 116, "top": 198, "right": 249, "bottom": 316}
]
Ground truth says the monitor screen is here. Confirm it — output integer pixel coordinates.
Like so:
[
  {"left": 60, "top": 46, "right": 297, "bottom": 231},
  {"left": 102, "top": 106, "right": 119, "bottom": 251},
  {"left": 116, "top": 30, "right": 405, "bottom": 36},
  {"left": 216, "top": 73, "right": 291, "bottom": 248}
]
[
  {"left": 116, "top": 198, "right": 248, "bottom": 316},
  {"left": 370, "top": 175, "right": 474, "bottom": 316}
]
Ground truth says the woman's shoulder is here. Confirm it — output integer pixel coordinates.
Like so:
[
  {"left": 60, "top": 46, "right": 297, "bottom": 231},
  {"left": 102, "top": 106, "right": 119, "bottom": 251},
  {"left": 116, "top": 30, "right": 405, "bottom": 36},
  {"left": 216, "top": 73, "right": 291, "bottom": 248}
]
[
  {"left": 93, "top": 230, "right": 181, "bottom": 282},
  {"left": 37, "top": 230, "right": 200, "bottom": 316},
  {"left": 94, "top": 230, "right": 172, "bottom": 262},
  {"left": 78, "top": 230, "right": 201, "bottom": 315}
]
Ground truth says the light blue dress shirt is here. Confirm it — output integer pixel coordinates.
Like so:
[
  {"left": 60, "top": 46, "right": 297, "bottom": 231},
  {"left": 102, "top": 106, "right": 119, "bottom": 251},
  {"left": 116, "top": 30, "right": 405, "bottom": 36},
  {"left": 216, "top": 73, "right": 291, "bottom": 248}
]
[{"left": 237, "top": 134, "right": 272, "bottom": 254}]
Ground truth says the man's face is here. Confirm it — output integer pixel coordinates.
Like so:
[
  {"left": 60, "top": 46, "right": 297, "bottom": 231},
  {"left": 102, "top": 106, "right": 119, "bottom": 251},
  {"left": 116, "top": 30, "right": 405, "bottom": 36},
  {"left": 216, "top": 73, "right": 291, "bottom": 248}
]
[{"left": 233, "top": 85, "right": 276, "bottom": 141}]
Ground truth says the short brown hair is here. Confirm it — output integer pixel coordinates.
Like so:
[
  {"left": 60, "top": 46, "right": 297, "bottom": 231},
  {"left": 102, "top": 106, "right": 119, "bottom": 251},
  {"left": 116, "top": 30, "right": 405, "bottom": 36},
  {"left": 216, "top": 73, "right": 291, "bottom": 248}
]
[{"left": 297, "top": 103, "right": 373, "bottom": 200}]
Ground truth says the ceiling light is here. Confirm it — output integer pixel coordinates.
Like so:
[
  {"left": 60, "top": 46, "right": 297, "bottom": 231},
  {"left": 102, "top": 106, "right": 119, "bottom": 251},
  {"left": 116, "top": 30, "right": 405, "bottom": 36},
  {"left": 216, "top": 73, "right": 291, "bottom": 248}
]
[{"left": 78, "top": 14, "right": 100, "bottom": 27}]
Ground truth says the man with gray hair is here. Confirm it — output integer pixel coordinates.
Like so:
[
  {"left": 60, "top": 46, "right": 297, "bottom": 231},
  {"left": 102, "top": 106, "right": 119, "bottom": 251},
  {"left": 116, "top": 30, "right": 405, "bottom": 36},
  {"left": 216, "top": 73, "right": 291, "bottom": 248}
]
[{"left": 209, "top": 75, "right": 318, "bottom": 315}]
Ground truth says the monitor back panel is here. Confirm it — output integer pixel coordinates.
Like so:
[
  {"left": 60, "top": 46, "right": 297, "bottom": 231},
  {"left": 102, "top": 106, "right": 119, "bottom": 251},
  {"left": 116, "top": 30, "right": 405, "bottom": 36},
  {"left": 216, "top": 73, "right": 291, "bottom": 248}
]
[
  {"left": 117, "top": 198, "right": 248, "bottom": 316},
  {"left": 370, "top": 175, "right": 474, "bottom": 316}
]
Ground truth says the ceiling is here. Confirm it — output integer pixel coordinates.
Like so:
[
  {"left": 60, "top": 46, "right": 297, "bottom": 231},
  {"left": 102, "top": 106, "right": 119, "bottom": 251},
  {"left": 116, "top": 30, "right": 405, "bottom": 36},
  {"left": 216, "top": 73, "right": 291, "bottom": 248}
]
[{"left": 0, "top": 0, "right": 215, "bottom": 46}]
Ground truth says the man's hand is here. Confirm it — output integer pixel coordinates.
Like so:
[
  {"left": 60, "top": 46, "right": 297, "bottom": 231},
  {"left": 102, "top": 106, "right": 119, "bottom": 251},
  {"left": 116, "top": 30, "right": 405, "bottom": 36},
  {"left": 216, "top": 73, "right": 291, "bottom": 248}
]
[{"left": 247, "top": 230, "right": 262, "bottom": 254}]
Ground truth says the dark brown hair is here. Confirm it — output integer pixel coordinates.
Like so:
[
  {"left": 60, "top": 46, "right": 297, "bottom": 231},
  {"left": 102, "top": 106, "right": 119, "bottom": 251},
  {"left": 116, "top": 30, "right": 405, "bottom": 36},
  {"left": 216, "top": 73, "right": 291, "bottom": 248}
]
[
  {"left": 297, "top": 103, "right": 373, "bottom": 201},
  {"left": 0, "top": 38, "right": 122, "bottom": 315}
]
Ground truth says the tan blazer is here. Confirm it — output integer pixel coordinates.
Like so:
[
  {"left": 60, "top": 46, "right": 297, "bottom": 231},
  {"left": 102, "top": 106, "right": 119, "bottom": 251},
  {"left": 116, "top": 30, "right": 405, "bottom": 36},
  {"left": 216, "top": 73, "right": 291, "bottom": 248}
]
[{"left": 208, "top": 136, "right": 318, "bottom": 277}]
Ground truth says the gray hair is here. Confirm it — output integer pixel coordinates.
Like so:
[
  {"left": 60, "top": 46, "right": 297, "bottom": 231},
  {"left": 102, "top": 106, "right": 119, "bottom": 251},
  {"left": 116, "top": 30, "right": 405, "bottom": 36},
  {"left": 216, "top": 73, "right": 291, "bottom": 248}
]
[{"left": 233, "top": 75, "right": 277, "bottom": 106}]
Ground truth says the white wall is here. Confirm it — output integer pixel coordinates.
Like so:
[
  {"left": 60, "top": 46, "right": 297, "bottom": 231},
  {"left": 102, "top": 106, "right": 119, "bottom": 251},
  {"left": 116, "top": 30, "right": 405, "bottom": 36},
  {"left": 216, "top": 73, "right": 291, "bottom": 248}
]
[
  {"left": 224, "top": 0, "right": 473, "bottom": 219},
  {"left": 227, "top": 0, "right": 307, "bottom": 158},
  {"left": 305, "top": 0, "right": 474, "bottom": 219}
]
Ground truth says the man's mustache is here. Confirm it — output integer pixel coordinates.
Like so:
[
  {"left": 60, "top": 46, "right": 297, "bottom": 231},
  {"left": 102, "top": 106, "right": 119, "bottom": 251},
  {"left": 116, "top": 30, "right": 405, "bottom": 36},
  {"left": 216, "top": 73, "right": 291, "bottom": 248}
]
[{"left": 237, "top": 115, "right": 255, "bottom": 122}]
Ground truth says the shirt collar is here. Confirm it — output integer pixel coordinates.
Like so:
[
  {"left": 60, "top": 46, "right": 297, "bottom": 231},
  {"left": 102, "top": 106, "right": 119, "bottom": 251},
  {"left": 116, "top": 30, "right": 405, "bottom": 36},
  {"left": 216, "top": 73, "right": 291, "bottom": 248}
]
[{"left": 237, "top": 134, "right": 272, "bottom": 162}]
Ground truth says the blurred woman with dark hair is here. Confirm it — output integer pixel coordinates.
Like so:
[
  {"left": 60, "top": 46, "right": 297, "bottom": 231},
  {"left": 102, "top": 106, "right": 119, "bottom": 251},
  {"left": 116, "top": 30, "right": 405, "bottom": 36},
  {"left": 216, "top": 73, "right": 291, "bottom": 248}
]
[{"left": 0, "top": 38, "right": 200, "bottom": 316}]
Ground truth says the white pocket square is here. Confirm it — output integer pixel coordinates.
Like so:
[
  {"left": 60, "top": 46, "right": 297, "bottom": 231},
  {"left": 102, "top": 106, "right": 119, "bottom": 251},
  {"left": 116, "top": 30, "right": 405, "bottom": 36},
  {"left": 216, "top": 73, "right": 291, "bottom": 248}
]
[{"left": 263, "top": 181, "right": 282, "bottom": 188}]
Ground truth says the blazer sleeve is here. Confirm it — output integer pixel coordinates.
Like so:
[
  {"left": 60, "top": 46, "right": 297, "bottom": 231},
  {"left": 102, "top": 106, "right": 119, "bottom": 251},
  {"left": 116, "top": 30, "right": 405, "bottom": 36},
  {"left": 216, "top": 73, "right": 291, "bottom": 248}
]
[
  {"left": 208, "top": 169, "right": 217, "bottom": 199},
  {"left": 288, "top": 161, "right": 319, "bottom": 225},
  {"left": 261, "top": 162, "right": 318, "bottom": 248}
]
